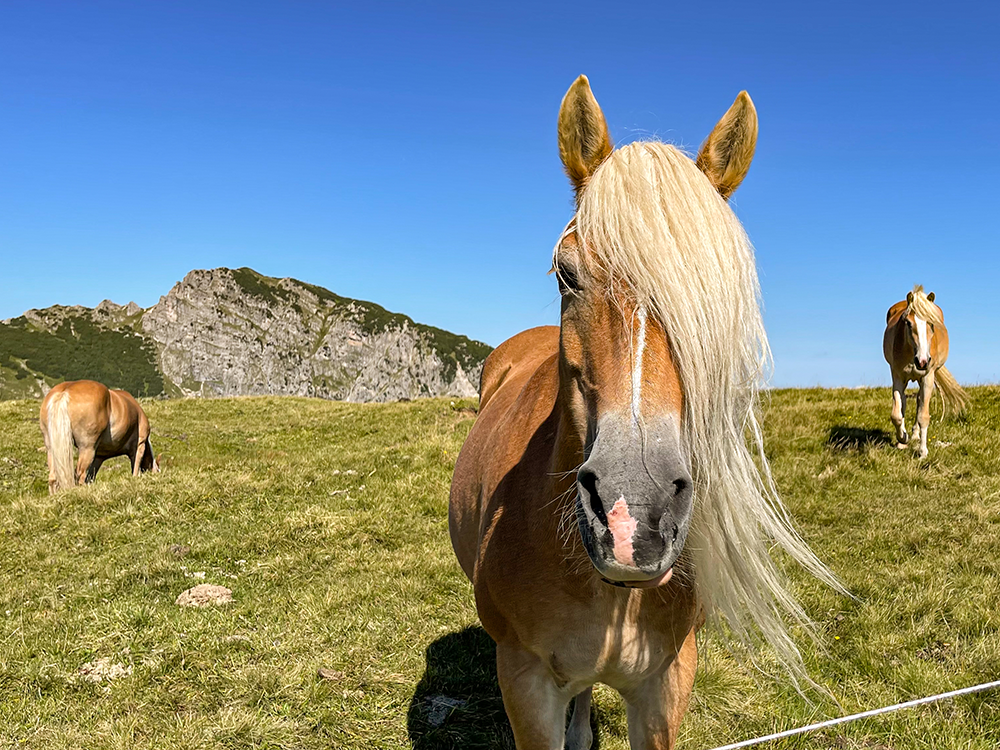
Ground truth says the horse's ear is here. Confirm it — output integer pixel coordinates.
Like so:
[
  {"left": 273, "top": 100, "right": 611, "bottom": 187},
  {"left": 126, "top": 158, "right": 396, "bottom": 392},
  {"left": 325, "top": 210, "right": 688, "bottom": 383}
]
[
  {"left": 927, "top": 291, "right": 935, "bottom": 302},
  {"left": 558, "top": 75, "right": 613, "bottom": 199},
  {"left": 696, "top": 91, "right": 758, "bottom": 200},
  {"left": 154, "top": 453, "right": 162, "bottom": 473},
  {"left": 907, "top": 291, "right": 915, "bottom": 304}
]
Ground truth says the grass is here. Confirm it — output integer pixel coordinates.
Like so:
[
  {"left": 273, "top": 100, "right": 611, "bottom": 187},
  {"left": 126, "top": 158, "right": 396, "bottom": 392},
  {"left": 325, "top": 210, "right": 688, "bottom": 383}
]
[{"left": 0, "top": 387, "right": 998, "bottom": 748}]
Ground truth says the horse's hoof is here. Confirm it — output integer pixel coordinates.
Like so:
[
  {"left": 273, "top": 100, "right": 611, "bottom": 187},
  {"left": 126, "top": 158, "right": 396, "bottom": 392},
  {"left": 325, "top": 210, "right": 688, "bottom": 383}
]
[
  {"left": 895, "top": 442, "right": 908, "bottom": 450},
  {"left": 917, "top": 449, "right": 928, "bottom": 459}
]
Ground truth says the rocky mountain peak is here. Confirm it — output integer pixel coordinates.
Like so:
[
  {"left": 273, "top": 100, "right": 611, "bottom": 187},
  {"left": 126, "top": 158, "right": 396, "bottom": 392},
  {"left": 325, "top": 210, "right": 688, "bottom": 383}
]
[{"left": 0, "top": 267, "right": 491, "bottom": 402}]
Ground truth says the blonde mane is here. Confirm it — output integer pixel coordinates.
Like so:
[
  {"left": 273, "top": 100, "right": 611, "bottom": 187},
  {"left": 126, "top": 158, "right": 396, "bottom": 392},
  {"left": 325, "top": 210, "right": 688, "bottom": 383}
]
[
  {"left": 907, "top": 284, "right": 943, "bottom": 326},
  {"left": 569, "top": 141, "right": 843, "bottom": 685}
]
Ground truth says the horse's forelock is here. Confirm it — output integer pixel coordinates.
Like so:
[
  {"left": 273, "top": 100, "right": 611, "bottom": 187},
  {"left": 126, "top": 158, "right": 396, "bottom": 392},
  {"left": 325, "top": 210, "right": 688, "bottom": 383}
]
[{"left": 907, "top": 285, "right": 943, "bottom": 326}]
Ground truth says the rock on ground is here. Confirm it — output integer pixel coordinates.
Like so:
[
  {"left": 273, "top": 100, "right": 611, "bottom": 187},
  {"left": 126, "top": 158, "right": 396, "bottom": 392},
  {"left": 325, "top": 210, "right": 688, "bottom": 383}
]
[
  {"left": 175, "top": 583, "right": 233, "bottom": 607},
  {"left": 76, "top": 657, "right": 132, "bottom": 683}
]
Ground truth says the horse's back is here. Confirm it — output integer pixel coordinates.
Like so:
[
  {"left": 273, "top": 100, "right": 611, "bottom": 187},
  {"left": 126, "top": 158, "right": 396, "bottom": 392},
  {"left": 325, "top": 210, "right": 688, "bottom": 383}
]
[
  {"left": 53, "top": 380, "right": 111, "bottom": 402},
  {"left": 42, "top": 380, "right": 109, "bottom": 424},
  {"left": 450, "top": 326, "right": 561, "bottom": 581},
  {"left": 884, "top": 301, "right": 906, "bottom": 366},
  {"left": 39, "top": 381, "right": 117, "bottom": 453},
  {"left": 886, "top": 300, "right": 907, "bottom": 326},
  {"left": 479, "top": 326, "right": 561, "bottom": 410}
]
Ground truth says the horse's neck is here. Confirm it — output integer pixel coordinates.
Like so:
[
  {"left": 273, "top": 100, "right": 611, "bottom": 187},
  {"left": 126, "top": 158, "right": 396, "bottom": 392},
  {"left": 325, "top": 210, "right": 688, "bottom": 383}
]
[
  {"left": 534, "top": 392, "right": 590, "bottom": 555},
  {"left": 888, "top": 313, "right": 909, "bottom": 351},
  {"left": 551, "top": 390, "right": 586, "bottom": 477}
]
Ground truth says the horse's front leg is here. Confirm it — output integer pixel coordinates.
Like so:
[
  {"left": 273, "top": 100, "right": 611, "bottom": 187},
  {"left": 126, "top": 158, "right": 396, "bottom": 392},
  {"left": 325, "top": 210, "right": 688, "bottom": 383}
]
[
  {"left": 915, "top": 371, "right": 935, "bottom": 458},
  {"left": 566, "top": 687, "right": 593, "bottom": 750},
  {"left": 890, "top": 374, "right": 908, "bottom": 448},
  {"left": 621, "top": 628, "right": 697, "bottom": 750},
  {"left": 496, "top": 643, "right": 574, "bottom": 750}
]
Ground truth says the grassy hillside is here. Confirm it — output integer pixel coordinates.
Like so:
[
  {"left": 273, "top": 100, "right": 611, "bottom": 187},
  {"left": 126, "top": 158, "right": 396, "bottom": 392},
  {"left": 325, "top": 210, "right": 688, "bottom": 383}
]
[
  {"left": 0, "top": 388, "right": 999, "bottom": 748},
  {"left": 0, "top": 314, "right": 163, "bottom": 399}
]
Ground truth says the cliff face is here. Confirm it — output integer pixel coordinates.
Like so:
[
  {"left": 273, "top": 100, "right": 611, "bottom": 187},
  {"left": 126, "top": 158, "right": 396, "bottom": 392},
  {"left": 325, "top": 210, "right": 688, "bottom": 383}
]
[{"left": 0, "top": 267, "right": 491, "bottom": 402}]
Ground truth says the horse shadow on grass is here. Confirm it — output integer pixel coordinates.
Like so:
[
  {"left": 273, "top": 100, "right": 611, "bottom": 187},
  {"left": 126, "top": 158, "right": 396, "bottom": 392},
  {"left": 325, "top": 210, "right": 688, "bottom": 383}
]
[
  {"left": 407, "top": 626, "right": 601, "bottom": 749},
  {"left": 407, "top": 626, "right": 513, "bottom": 750},
  {"left": 826, "top": 425, "right": 892, "bottom": 452}
]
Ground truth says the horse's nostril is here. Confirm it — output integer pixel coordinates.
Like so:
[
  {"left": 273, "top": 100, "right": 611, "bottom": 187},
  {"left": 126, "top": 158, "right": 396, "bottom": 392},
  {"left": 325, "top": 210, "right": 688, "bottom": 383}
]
[
  {"left": 671, "top": 524, "right": 679, "bottom": 543},
  {"left": 578, "top": 468, "right": 606, "bottom": 526},
  {"left": 673, "top": 478, "right": 688, "bottom": 496}
]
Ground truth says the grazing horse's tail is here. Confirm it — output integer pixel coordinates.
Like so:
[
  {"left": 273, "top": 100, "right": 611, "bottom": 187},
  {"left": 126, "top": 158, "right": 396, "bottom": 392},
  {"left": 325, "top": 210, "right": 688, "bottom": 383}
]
[
  {"left": 936, "top": 366, "right": 969, "bottom": 418},
  {"left": 47, "top": 391, "right": 75, "bottom": 490}
]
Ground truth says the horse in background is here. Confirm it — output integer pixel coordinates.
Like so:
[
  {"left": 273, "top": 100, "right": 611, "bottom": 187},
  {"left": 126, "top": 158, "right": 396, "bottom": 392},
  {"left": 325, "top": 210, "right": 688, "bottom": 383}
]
[
  {"left": 450, "top": 76, "right": 841, "bottom": 750},
  {"left": 883, "top": 285, "right": 968, "bottom": 458},
  {"left": 40, "top": 380, "right": 159, "bottom": 493}
]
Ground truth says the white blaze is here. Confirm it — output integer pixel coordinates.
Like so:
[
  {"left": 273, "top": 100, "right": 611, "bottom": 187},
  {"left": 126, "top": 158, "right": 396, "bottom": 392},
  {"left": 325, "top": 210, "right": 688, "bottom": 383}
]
[
  {"left": 632, "top": 306, "right": 647, "bottom": 425},
  {"left": 914, "top": 317, "right": 930, "bottom": 364}
]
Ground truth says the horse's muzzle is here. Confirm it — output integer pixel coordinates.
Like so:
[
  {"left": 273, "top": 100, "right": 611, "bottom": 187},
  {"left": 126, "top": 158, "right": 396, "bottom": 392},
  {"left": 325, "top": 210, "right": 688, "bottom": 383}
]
[{"left": 574, "top": 417, "right": 693, "bottom": 585}]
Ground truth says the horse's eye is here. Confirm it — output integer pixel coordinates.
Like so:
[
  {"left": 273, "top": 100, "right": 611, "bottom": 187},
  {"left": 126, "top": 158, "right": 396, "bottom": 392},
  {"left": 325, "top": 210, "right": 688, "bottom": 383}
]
[{"left": 557, "top": 263, "right": 582, "bottom": 295}]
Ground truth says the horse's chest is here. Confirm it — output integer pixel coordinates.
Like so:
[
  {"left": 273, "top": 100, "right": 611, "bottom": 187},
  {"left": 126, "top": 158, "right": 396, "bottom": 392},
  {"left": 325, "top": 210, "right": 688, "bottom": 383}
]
[
  {"left": 539, "top": 604, "right": 680, "bottom": 690},
  {"left": 901, "top": 363, "right": 929, "bottom": 382}
]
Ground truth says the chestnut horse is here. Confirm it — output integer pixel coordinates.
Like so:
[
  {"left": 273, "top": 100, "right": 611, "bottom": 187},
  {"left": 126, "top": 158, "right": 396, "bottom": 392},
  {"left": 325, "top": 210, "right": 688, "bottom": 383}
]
[
  {"left": 883, "top": 285, "right": 967, "bottom": 458},
  {"left": 450, "top": 76, "right": 840, "bottom": 749},
  {"left": 40, "top": 379, "right": 159, "bottom": 493}
]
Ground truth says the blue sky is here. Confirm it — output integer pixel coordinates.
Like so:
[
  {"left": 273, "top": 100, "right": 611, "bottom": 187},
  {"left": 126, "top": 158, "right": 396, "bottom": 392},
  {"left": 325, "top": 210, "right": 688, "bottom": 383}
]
[{"left": 1, "top": 1, "right": 997, "bottom": 386}]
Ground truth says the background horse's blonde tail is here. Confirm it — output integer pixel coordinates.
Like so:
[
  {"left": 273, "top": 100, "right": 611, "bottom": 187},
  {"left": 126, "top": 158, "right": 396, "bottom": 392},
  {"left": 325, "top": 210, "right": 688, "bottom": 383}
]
[
  {"left": 936, "top": 366, "right": 969, "bottom": 418},
  {"left": 47, "top": 391, "right": 75, "bottom": 490}
]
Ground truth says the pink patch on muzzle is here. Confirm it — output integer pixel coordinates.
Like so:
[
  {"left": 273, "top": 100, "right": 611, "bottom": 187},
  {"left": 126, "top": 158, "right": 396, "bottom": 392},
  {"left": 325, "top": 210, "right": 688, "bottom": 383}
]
[{"left": 607, "top": 497, "right": 638, "bottom": 567}]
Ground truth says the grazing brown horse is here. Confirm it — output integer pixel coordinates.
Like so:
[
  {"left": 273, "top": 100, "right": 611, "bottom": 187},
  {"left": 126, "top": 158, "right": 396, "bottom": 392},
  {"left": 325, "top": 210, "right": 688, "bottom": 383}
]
[
  {"left": 39, "top": 380, "right": 159, "bottom": 493},
  {"left": 883, "top": 285, "right": 967, "bottom": 458},
  {"left": 450, "top": 76, "right": 840, "bottom": 750}
]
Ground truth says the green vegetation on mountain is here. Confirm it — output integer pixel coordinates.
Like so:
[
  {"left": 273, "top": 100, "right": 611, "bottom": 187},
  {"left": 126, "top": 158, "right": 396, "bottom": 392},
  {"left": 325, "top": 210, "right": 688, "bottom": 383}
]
[
  {"left": 230, "top": 267, "right": 296, "bottom": 310},
  {"left": 0, "top": 315, "right": 164, "bottom": 398}
]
